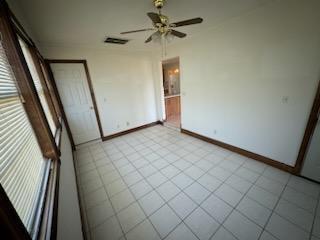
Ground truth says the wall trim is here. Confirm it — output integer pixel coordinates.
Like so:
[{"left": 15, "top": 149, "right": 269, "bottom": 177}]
[
  {"left": 181, "top": 128, "right": 295, "bottom": 174},
  {"left": 102, "top": 121, "right": 161, "bottom": 141},
  {"left": 294, "top": 80, "right": 320, "bottom": 174}
]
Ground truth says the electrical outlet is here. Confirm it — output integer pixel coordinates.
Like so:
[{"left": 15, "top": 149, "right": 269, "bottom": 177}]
[
  {"left": 213, "top": 129, "right": 217, "bottom": 135},
  {"left": 126, "top": 122, "right": 130, "bottom": 126}
]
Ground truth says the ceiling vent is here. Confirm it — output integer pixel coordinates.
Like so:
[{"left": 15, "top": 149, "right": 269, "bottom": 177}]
[{"left": 104, "top": 37, "right": 129, "bottom": 45}]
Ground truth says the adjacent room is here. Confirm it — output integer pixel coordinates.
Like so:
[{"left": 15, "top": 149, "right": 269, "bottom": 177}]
[{"left": 0, "top": 0, "right": 320, "bottom": 240}]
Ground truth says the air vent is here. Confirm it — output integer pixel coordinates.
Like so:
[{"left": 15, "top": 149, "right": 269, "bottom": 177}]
[{"left": 104, "top": 37, "right": 129, "bottom": 45}]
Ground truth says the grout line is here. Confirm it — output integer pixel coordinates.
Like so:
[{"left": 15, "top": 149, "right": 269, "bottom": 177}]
[
  {"left": 308, "top": 191, "right": 320, "bottom": 240},
  {"left": 78, "top": 127, "right": 257, "bottom": 239},
  {"left": 210, "top": 163, "right": 269, "bottom": 240},
  {"left": 256, "top": 174, "right": 292, "bottom": 240},
  {"left": 75, "top": 125, "right": 320, "bottom": 240},
  {"left": 87, "top": 147, "right": 129, "bottom": 240},
  {"left": 121, "top": 128, "right": 244, "bottom": 239},
  {"left": 102, "top": 137, "right": 164, "bottom": 240},
  {"left": 108, "top": 126, "right": 220, "bottom": 239},
  {"left": 207, "top": 153, "right": 262, "bottom": 240},
  {"left": 120, "top": 133, "right": 201, "bottom": 239}
]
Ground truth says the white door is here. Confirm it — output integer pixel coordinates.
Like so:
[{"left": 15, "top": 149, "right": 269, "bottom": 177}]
[
  {"left": 301, "top": 118, "right": 320, "bottom": 181},
  {"left": 50, "top": 63, "right": 100, "bottom": 145}
]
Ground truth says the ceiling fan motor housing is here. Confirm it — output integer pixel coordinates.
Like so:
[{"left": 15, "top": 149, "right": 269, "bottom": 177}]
[
  {"left": 154, "top": 0, "right": 165, "bottom": 9},
  {"left": 159, "top": 15, "right": 168, "bottom": 25}
]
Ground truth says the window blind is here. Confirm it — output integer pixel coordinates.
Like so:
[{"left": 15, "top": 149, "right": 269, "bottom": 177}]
[
  {"left": 0, "top": 39, "right": 49, "bottom": 236},
  {"left": 18, "top": 38, "right": 56, "bottom": 134}
]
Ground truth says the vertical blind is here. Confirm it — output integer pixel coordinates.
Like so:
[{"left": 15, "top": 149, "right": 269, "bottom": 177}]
[
  {"left": 0, "top": 38, "right": 49, "bottom": 235},
  {"left": 18, "top": 38, "right": 56, "bottom": 134}
]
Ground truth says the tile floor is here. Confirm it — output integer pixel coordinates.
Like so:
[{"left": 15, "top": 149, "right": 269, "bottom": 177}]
[
  {"left": 74, "top": 125, "right": 320, "bottom": 240},
  {"left": 166, "top": 113, "right": 181, "bottom": 128}
]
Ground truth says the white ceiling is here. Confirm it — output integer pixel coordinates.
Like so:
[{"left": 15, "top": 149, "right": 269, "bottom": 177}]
[{"left": 15, "top": 0, "right": 271, "bottom": 50}]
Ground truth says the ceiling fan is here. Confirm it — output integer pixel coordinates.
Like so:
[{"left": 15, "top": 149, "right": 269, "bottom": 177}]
[{"left": 120, "top": 0, "right": 203, "bottom": 43}]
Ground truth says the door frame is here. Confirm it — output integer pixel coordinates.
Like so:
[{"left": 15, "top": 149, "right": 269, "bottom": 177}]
[
  {"left": 161, "top": 56, "right": 181, "bottom": 128},
  {"left": 294, "top": 80, "right": 320, "bottom": 174},
  {"left": 45, "top": 59, "right": 104, "bottom": 147}
]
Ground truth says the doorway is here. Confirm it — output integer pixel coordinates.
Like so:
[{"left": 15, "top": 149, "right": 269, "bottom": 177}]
[
  {"left": 301, "top": 119, "right": 320, "bottom": 181},
  {"left": 48, "top": 60, "right": 103, "bottom": 145},
  {"left": 162, "top": 57, "right": 181, "bottom": 128},
  {"left": 297, "top": 81, "right": 320, "bottom": 182}
]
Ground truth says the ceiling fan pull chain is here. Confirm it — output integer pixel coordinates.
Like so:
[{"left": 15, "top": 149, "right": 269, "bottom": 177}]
[
  {"left": 161, "top": 35, "right": 164, "bottom": 59},
  {"left": 164, "top": 34, "right": 167, "bottom": 57}
]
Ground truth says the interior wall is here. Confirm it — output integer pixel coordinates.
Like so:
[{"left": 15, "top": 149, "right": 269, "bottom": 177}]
[
  {"left": 58, "top": 124, "right": 83, "bottom": 240},
  {"left": 152, "top": 0, "right": 320, "bottom": 166},
  {"left": 41, "top": 46, "right": 158, "bottom": 137}
]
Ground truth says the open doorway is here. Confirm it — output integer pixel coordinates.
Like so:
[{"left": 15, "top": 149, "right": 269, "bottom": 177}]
[
  {"left": 296, "top": 80, "right": 320, "bottom": 182},
  {"left": 162, "top": 57, "right": 181, "bottom": 128}
]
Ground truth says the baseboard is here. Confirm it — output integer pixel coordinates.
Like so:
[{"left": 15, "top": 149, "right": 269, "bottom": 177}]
[
  {"left": 299, "top": 175, "right": 320, "bottom": 185},
  {"left": 181, "top": 128, "right": 295, "bottom": 174},
  {"left": 102, "top": 121, "right": 162, "bottom": 141}
]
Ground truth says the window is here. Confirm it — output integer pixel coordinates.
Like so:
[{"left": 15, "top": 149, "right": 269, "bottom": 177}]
[
  {"left": 39, "top": 60, "right": 61, "bottom": 120},
  {"left": 0, "top": 2, "right": 61, "bottom": 239},
  {"left": 18, "top": 38, "right": 57, "bottom": 134},
  {"left": 0, "top": 39, "right": 50, "bottom": 237}
]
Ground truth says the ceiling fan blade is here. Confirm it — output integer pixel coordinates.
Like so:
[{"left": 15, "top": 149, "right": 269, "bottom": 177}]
[
  {"left": 145, "top": 31, "right": 160, "bottom": 43},
  {"left": 145, "top": 36, "right": 153, "bottom": 43},
  {"left": 170, "top": 18, "right": 203, "bottom": 27},
  {"left": 170, "top": 30, "right": 186, "bottom": 38},
  {"left": 121, "top": 28, "right": 154, "bottom": 34},
  {"left": 147, "top": 12, "right": 161, "bottom": 24}
]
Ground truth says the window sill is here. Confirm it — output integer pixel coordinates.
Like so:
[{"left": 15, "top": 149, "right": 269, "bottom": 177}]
[{"left": 37, "top": 159, "right": 60, "bottom": 240}]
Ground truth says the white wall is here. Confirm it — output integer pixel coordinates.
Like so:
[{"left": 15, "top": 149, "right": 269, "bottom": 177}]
[
  {"left": 41, "top": 46, "right": 158, "bottom": 136},
  {"left": 152, "top": 0, "right": 320, "bottom": 166},
  {"left": 58, "top": 125, "right": 83, "bottom": 240}
]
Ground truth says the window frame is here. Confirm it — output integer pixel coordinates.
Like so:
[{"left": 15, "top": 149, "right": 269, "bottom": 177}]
[
  {"left": 38, "top": 56, "right": 62, "bottom": 125},
  {"left": 18, "top": 36, "right": 61, "bottom": 135},
  {"left": 0, "top": 1, "right": 62, "bottom": 240}
]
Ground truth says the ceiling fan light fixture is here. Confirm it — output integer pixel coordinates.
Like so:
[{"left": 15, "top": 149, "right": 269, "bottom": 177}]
[
  {"left": 152, "top": 33, "right": 161, "bottom": 43},
  {"left": 165, "top": 33, "right": 174, "bottom": 43}
]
